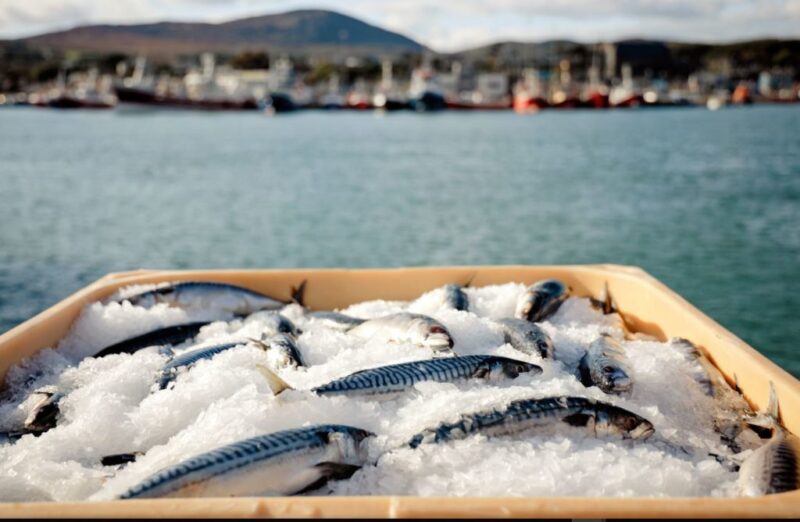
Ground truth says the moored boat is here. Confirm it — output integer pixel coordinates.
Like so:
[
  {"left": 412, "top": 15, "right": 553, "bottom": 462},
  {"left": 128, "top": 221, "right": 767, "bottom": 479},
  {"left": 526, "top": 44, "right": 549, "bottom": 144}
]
[{"left": 114, "top": 86, "right": 260, "bottom": 111}]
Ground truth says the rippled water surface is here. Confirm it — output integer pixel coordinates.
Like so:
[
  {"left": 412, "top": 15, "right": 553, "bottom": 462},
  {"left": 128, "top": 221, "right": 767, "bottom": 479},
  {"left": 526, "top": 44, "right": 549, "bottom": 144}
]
[{"left": 0, "top": 105, "right": 798, "bottom": 375}]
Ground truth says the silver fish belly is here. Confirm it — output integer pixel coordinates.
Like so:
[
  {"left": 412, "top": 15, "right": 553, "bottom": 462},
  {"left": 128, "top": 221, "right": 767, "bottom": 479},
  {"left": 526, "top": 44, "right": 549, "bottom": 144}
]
[
  {"left": 578, "top": 334, "right": 632, "bottom": 395},
  {"left": 738, "top": 432, "right": 800, "bottom": 496},
  {"left": 313, "top": 355, "right": 541, "bottom": 399},
  {"left": 119, "top": 425, "right": 373, "bottom": 499},
  {"left": 496, "top": 318, "right": 554, "bottom": 358},
  {"left": 347, "top": 313, "right": 454, "bottom": 351},
  {"left": 122, "top": 281, "right": 287, "bottom": 315},
  {"left": 408, "top": 396, "right": 654, "bottom": 448},
  {"left": 515, "top": 279, "right": 570, "bottom": 322}
]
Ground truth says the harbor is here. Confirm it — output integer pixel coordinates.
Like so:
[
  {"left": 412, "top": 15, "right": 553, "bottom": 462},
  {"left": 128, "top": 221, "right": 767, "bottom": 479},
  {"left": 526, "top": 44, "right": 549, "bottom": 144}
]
[{"left": 3, "top": 43, "right": 799, "bottom": 113}]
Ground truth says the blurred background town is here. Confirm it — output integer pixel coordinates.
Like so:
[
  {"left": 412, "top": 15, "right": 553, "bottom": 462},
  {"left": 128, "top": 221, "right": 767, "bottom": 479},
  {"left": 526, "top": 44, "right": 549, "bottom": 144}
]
[{"left": 1, "top": 9, "right": 799, "bottom": 113}]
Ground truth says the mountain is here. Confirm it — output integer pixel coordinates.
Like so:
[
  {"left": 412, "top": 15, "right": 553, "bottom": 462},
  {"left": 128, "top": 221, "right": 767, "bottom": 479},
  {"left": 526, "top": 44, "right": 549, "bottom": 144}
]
[
  {"left": 450, "top": 38, "right": 800, "bottom": 76},
  {"left": 13, "top": 9, "right": 425, "bottom": 57}
]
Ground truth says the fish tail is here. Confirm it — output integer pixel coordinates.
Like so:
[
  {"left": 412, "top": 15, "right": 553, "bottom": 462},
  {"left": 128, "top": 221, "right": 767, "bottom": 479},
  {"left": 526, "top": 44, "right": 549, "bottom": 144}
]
[
  {"left": 767, "top": 381, "right": 779, "bottom": 420},
  {"left": 462, "top": 272, "right": 477, "bottom": 288},
  {"left": 256, "top": 364, "right": 293, "bottom": 395},
  {"left": 291, "top": 280, "right": 307, "bottom": 307},
  {"left": 747, "top": 380, "right": 782, "bottom": 433}
]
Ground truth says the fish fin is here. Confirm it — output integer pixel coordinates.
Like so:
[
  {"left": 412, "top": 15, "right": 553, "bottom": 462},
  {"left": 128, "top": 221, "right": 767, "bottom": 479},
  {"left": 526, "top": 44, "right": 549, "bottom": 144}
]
[
  {"left": 563, "top": 413, "right": 593, "bottom": 427},
  {"left": 733, "top": 373, "right": 742, "bottom": 394},
  {"left": 290, "top": 280, "right": 307, "bottom": 307},
  {"left": 472, "top": 367, "right": 491, "bottom": 380},
  {"left": 255, "top": 364, "right": 292, "bottom": 395},
  {"left": 248, "top": 337, "right": 270, "bottom": 350},
  {"left": 745, "top": 381, "right": 782, "bottom": 434},
  {"left": 0, "top": 430, "right": 24, "bottom": 444},
  {"left": 315, "top": 462, "right": 363, "bottom": 480},
  {"left": 602, "top": 282, "right": 616, "bottom": 314},
  {"left": 767, "top": 381, "right": 779, "bottom": 420},
  {"left": 101, "top": 452, "right": 142, "bottom": 466},
  {"left": 462, "top": 272, "right": 477, "bottom": 288},
  {"left": 293, "top": 463, "right": 363, "bottom": 495}
]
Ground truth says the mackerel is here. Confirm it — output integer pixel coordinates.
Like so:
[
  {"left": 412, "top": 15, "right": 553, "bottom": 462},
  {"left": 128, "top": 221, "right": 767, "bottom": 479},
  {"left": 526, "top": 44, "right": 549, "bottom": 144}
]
[
  {"left": 311, "top": 355, "right": 541, "bottom": 399},
  {"left": 347, "top": 313, "right": 454, "bottom": 351},
  {"left": 119, "top": 424, "right": 372, "bottom": 499},
  {"left": 671, "top": 337, "right": 764, "bottom": 452},
  {"left": 737, "top": 383, "right": 800, "bottom": 496},
  {"left": 515, "top": 279, "right": 570, "bottom": 322},
  {"left": 257, "top": 333, "right": 305, "bottom": 370},
  {"left": 495, "top": 318, "right": 554, "bottom": 358},
  {"left": 118, "top": 281, "right": 304, "bottom": 315},
  {"left": 408, "top": 396, "right": 654, "bottom": 448},
  {"left": 94, "top": 322, "right": 210, "bottom": 358},
  {"left": 578, "top": 334, "right": 632, "bottom": 395}
]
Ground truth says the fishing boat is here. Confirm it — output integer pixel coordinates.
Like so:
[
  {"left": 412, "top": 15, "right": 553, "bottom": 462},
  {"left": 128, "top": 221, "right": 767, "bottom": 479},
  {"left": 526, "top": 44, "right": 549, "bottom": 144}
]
[
  {"left": 115, "top": 86, "right": 260, "bottom": 111},
  {"left": 115, "top": 54, "right": 261, "bottom": 111},
  {"left": 47, "top": 95, "right": 115, "bottom": 110},
  {"left": 408, "top": 66, "right": 446, "bottom": 112}
]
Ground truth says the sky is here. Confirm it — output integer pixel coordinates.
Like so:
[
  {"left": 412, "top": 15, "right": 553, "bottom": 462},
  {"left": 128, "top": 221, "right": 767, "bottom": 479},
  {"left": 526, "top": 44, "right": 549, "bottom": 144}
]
[{"left": 1, "top": 0, "right": 799, "bottom": 52}]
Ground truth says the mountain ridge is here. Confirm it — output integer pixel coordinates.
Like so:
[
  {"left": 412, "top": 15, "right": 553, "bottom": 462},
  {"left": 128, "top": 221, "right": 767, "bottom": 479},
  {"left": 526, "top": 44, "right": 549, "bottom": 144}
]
[{"left": 13, "top": 9, "right": 426, "bottom": 57}]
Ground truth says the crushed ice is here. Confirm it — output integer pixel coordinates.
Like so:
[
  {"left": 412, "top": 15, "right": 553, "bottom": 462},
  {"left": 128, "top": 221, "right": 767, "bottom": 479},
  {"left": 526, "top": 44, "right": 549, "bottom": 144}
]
[{"left": 0, "top": 282, "right": 742, "bottom": 500}]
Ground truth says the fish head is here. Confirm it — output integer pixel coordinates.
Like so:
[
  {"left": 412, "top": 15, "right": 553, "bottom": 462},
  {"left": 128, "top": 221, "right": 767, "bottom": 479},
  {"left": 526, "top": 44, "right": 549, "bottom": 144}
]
[
  {"left": 326, "top": 426, "right": 375, "bottom": 463},
  {"left": 596, "top": 360, "right": 632, "bottom": 394},
  {"left": 531, "top": 329, "right": 555, "bottom": 359},
  {"left": 423, "top": 324, "right": 454, "bottom": 351},
  {"left": 538, "top": 279, "right": 567, "bottom": 297},
  {"left": 514, "top": 291, "right": 541, "bottom": 322},
  {"left": 276, "top": 315, "right": 300, "bottom": 337},
  {"left": 24, "top": 390, "right": 63, "bottom": 433},
  {"left": 595, "top": 404, "right": 654, "bottom": 440},
  {"left": 492, "top": 359, "right": 543, "bottom": 380}
]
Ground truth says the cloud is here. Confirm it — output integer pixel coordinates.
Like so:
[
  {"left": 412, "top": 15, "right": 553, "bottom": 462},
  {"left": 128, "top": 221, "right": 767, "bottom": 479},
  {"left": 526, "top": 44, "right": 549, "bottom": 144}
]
[{"left": 0, "top": 0, "right": 798, "bottom": 51}]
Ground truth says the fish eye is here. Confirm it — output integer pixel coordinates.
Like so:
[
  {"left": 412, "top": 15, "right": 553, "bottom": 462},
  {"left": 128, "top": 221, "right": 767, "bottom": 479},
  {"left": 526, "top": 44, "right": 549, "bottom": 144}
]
[{"left": 603, "top": 365, "right": 615, "bottom": 374}]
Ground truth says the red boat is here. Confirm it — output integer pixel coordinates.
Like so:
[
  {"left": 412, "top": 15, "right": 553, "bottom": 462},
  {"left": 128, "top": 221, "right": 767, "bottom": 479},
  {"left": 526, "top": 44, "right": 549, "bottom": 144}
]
[
  {"left": 513, "top": 93, "right": 549, "bottom": 113},
  {"left": 585, "top": 92, "right": 610, "bottom": 109},
  {"left": 115, "top": 86, "right": 259, "bottom": 111},
  {"left": 551, "top": 96, "right": 583, "bottom": 109},
  {"left": 612, "top": 94, "right": 644, "bottom": 108}
]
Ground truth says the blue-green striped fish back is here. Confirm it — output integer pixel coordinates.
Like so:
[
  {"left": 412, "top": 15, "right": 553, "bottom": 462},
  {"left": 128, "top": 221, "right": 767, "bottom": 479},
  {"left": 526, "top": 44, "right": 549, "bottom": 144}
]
[
  {"left": 120, "top": 424, "right": 370, "bottom": 499},
  {"left": 158, "top": 342, "right": 243, "bottom": 389},
  {"left": 313, "top": 355, "right": 537, "bottom": 397}
]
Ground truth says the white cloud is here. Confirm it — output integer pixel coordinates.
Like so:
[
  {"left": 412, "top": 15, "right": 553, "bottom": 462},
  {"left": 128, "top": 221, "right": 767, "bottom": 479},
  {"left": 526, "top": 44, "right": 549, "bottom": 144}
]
[{"left": 0, "top": 0, "right": 798, "bottom": 51}]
